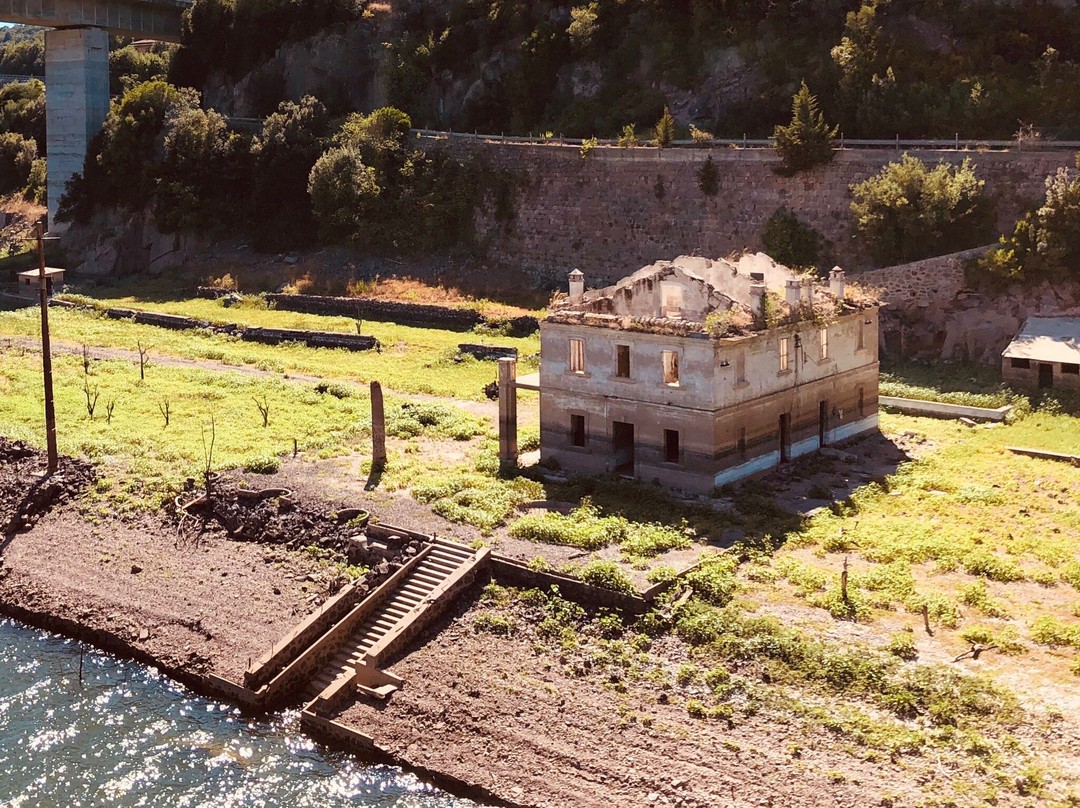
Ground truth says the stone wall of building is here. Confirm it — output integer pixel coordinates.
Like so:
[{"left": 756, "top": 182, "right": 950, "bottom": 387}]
[{"left": 425, "top": 136, "right": 1072, "bottom": 283}]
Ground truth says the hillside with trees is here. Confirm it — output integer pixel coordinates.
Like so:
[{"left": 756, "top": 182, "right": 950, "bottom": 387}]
[{"left": 163, "top": 0, "right": 1080, "bottom": 139}]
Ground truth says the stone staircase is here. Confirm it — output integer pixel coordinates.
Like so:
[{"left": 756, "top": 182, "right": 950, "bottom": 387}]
[{"left": 301, "top": 538, "right": 485, "bottom": 712}]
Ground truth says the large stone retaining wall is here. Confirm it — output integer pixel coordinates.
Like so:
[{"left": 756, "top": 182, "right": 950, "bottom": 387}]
[{"left": 426, "top": 136, "right": 1072, "bottom": 282}]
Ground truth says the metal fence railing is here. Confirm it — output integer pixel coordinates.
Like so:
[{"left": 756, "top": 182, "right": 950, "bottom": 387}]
[
  {"left": 412, "top": 128, "right": 1080, "bottom": 152},
  {"left": 0, "top": 74, "right": 43, "bottom": 86}
]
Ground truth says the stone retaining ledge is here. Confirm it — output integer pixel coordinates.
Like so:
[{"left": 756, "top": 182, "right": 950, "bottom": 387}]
[
  {"left": 879, "top": 395, "right": 1012, "bottom": 422},
  {"left": 241, "top": 326, "right": 378, "bottom": 352},
  {"left": 489, "top": 554, "right": 649, "bottom": 614}
]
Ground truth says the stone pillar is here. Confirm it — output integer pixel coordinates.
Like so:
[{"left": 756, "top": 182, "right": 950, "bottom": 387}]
[
  {"left": 46, "top": 28, "right": 109, "bottom": 232},
  {"left": 784, "top": 278, "right": 802, "bottom": 309},
  {"left": 568, "top": 269, "right": 584, "bottom": 303},
  {"left": 829, "top": 268, "right": 846, "bottom": 301},
  {"left": 497, "top": 358, "right": 517, "bottom": 470},
  {"left": 370, "top": 381, "right": 386, "bottom": 469}
]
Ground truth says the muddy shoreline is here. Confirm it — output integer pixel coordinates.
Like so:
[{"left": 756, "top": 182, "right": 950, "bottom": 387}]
[{"left": 0, "top": 437, "right": 509, "bottom": 807}]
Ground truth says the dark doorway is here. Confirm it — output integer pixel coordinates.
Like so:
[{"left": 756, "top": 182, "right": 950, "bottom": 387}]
[
  {"left": 779, "top": 413, "right": 791, "bottom": 462},
  {"left": 612, "top": 421, "right": 635, "bottom": 476},
  {"left": 818, "top": 401, "right": 828, "bottom": 447},
  {"left": 663, "top": 429, "right": 680, "bottom": 464},
  {"left": 1039, "top": 363, "right": 1054, "bottom": 389}
]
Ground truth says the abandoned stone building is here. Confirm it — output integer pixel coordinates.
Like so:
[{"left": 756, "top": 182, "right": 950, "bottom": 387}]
[
  {"left": 535, "top": 254, "right": 881, "bottom": 492},
  {"left": 1001, "top": 316, "right": 1080, "bottom": 391}
]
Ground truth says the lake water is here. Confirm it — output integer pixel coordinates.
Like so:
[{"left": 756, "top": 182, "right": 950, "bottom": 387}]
[{"left": 0, "top": 618, "right": 485, "bottom": 808}]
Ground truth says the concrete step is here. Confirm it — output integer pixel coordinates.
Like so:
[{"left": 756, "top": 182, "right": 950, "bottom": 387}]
[{"left": 300, "top": 540, "right": 485, "bottom": 709}]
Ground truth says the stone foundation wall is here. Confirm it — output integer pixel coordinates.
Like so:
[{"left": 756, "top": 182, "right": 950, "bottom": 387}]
[{"left": 426, "top": 136, "right": 1072, "bottom": 282}]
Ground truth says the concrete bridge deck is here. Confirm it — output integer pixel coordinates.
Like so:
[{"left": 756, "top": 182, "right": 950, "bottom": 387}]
[{"left": 0, "top": 0, "right": 189, "bottom": 41}]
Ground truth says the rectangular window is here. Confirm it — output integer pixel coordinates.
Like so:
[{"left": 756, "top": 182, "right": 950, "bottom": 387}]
[
  {"left": 569, "top": 338, "right": 585, "bottom": 374},
  {"left": 616, "top": 344, "right": 630, "bottom": 378},
  {"left": 570, "top": 414, "right": 585, "bottom": 447},
  {"left": 736, "top": 353, "right": 747, "bottom": 384},
  {"left": 737, "top": 427, "right": 747, "bottom": 460},
  {"left": 661, "top": 282, "right": 683, "bottom": 318},
  {"left": 779, "top": 338, "right": 790, "bottom": 372},
  {"left": 1063, "top": 363, "right": 1080, "bottom": 375},
  {"left": 663, "top": 429, "right": 680, "bottom": 464},
  {"left": 1010, "top": 357, "right": 1030, "bottom": 369},
  {"left": 857, "top": 386, "right": 865, "bottom": 417},
  {"left": 662, "top": 350, "right": 680, "bottom": 386},
  {"left": 857, "top": 320, "right": 865, "bottom": 350},
  {"left": 819, "top": 327, "right": 829, "bottom": 360}
]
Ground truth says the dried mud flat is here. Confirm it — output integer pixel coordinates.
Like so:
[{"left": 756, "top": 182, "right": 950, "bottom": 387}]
[
  {"left": 333, "top": 590, "right": 910, "bottom": 808},
  {"left": 0, "top": 441, "right": 342, "bottom": 683}
]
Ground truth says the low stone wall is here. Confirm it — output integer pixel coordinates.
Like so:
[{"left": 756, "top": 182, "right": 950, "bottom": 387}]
[
  {"left": 262, "top": 292, "right": 540, "bottom": 335},
  {"left": 878, "top": 396, "right": 1012, "bottom": 422},
  {"left": 458, "top": 343, "right": 518, "bottom": 360},
  {"left": 489, "top": 555, "right": 649, "bottom": 614},
  {"left": 244, "top": 580, "right": 366, "bottom": 692},
  {"left": 242, "top": 326, "right": 378, "bottom": 352},
  {"left": 106, "top": 308, "right": 215, "bottom": 331}
]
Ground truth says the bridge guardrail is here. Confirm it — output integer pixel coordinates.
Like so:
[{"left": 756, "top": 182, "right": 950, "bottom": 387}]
[{"left": 412, "top": 128, "right": 1080, "bottom": 152}]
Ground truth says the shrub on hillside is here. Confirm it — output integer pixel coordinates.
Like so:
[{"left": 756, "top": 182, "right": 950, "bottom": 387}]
[
  {"left": 309, "top": 106, "right": 489, "bottom": 252},
  {"left": 850, "top": 154, "right": 993, "bottom": 265},
  {"left": 0, "top": 132, "right": 37, "bottom": 195},
  {"left": 250, "top": 95, "right": 331, "bottom": 250},
  {"left": 58, "top": 81, "right": 200, "bottom": 222},
  {"left": 110, "top": 44, "right": 172, "bottom": 95},
  {"left": 773, "top": 81, "right": 836, "bottom": 175},
  {"left": 974, "top": 154, "right": 1080, "bottom": 287},
  {"left": 0, "top": 79, "right": 45, "bottom": 149}
]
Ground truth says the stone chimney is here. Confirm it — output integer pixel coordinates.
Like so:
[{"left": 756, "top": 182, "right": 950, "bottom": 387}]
[
  {"left": 801, "top": 278, "right": 813, "bottom": 306},
  {"left": 568, "top": 269, "right": 584, "bottom": 304},
  {"left": 829, "top": 268, "right": 845, "bottom": 301},
  {"left": 749, "top": 281, "right": 767, "bottom": 314},
  {"left": 785, "top": 278, "right": 802, "bottom": 309}
]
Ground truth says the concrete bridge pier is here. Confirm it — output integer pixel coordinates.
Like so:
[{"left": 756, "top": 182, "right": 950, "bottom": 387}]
[{"left": 45, "top": 27, "right": 109, "bottom": 232}]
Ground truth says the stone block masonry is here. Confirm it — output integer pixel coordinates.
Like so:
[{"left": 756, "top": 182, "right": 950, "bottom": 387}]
[{"left": 426, "top": 136, "right": 1074, "bottom": 282}]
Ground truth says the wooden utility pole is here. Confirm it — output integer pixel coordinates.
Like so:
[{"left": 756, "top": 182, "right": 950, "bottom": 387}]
[{"left": 36, "top": 221, "right": 58, "bottom": 474}]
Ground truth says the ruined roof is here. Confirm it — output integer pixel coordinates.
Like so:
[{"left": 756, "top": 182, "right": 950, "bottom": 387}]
[
  {"left": 548, "top": 253, "right": 872, "bottom": 337},
  {"left": 1002, "top": 316, "right": 1080, "bottom": 364}
]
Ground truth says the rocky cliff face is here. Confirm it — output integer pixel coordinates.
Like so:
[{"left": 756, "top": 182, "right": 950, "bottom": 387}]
[{"left": 202, "top": 19, "right": 388, "bottom": 117}]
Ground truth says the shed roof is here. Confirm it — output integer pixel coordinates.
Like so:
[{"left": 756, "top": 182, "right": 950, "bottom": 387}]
[
  {"left": 16, "top": 267, "right": 65, "bottom": 280},
  {"left": 1002, "top": 316, "right": 1080, "bottom": 364}
]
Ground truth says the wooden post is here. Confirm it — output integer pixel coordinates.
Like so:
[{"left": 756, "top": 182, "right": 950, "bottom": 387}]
[
  {"left": 36, "top": 222, "right": 58, "bottom": 474},
  {"left": 370, "top": 381, "right": 386, "bottom": 470},
  {"left": 498, "top": 358, "right": 517, "bottom": 471}
]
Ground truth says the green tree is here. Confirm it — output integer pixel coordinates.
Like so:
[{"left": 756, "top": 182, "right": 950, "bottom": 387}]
[
  {"left": 250, "top": 95, "right": 331, "bottom": 250},
  {"left": 0, "top": 131, "right": 36, "bottom": 195},
  {"left": 773, "top": 81, "right": 837, "bottom": 175},
  {"left": 762, "top": 207, "right": 822, "bottom": 270},
  {"left": 654, "top": 106, "right": 676, "bottom": 148},
  {"left": 850, "top": 154, "right": 992, "bottom": 265},
  {"left": 0, "top": 79, "right": 45, "bottom": 148},
  {"left": 307, "top": 146, "right": 379, "bottom": 243},
  {"left": 977, "top": 155, "right": 1080, "bottom": 286}
]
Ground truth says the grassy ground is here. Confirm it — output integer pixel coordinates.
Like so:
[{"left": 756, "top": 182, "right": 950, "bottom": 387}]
[
  {"left": 0, "top": 299, "right": 540, "bottom": 400},
  {"left": 3, "top": 286, "right": 1080, "bottom": 800},
  {"left": 0, "top": 346, "right": 374, "bottom": 511}
]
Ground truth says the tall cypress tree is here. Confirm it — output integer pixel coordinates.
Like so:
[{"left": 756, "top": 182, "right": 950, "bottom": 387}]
[{"left": 773, "top": 81, "right": 838, "bottom": 175}]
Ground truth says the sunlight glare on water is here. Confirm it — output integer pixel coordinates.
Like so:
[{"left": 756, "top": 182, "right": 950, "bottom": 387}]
[{"left": 0, "top": 618, "right": 485, "bottom": 808}]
